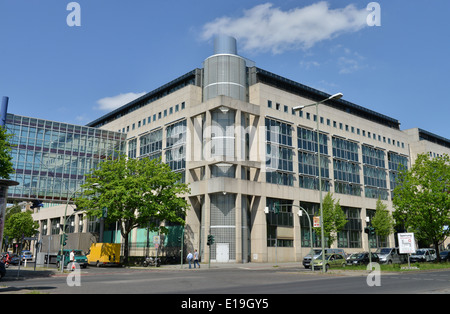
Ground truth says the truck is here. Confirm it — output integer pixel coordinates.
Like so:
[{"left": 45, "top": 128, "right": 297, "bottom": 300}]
[
  {"left": 56, "top": 249, "right": 88, "bottom": 269},
  {"left": 86, "top": 243, "right": 121, "bottom": 267}
]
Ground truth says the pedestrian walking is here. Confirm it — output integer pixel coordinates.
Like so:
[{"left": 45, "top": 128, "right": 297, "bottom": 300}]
[
  {"left": 186, "top": 251, "right": 193, "bottom": 269},
  {"left": 193, "top": 249, "right": 200, "bottom": 269}
]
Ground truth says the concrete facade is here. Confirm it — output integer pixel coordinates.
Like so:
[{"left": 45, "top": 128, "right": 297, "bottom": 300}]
[{"left": 27, "top": 37, "right": 450, "bottom": 262}]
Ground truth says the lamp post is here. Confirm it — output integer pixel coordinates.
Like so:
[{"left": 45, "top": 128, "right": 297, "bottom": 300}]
[
  {"left": 293, "top": 93, "right": 343, "bottom": 273},
  {"left": 59, "top": 183, "right": 99, "bottom": 272},
  {"left": 297, "top": 205, "right": 314, "bottom": 272}
]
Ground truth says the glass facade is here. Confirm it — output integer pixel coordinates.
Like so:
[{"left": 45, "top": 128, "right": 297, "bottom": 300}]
[{"left": 5, "top": 114, "right": 126, "bottom": 202}]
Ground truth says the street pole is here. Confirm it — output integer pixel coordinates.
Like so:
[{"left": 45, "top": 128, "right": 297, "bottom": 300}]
[
  {"left": 180, "top": 225, "right": 184, "bottom": 269},
  {"left": 59, "top": 183, "right": 99, "bottom": 272},
  {"left": 294, "top": 93, "right": 343, "bottom": 273}
]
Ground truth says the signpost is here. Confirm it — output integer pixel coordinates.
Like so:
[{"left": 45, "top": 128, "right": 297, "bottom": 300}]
[{"left": 398, "top": 233, "right": 416, "bottom": 268}]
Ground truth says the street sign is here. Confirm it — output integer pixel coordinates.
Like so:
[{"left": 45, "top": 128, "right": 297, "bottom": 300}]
[
  {"left": 398, "top": 233, "right": 416, "bottom": 254},
  {"left": 313, "top": 216, "right": 321, "bottom": 228}
]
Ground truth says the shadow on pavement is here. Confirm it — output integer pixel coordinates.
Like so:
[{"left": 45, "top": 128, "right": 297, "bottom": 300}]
[{"left": 1, "top": 268, "right": 56, "bottom": 282}]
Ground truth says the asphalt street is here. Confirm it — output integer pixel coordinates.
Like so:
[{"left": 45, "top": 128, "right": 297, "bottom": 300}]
[{"left": 1, "top": 263, "right": 450, "bottom": 296}]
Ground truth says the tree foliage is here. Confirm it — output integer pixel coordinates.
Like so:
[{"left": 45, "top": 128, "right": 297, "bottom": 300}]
[
  {"left": 4, "top": 210, "right": 39, "bottom": 248},
  {"left": 0, "top": 126, "right": 14, "bottom": 179},
  {"left": 371, "top": 199, "right": 395, "bottom": 238},
  {"left": 314, "top": 192, "right": 347, "bottom": 247},
  {"left": 393, "top": 153, "right": 450, "bottom": 260},
  {"left": 75, "top": 155, "right": 190, "bottom": 264}
]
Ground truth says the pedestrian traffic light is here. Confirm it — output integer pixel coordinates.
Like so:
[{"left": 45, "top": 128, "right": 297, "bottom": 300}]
[{"left": 207, "top": 235, "right": 215, "bottom": 246}]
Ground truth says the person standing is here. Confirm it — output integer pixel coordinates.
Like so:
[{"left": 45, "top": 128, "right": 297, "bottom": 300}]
[{"left": 193, "top": 249, "right": 200, "bottom": 269}]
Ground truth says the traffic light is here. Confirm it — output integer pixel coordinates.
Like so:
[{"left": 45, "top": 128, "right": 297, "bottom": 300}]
[
  {"left": 364, "top": 227, "right": 376, "bottom": 236},
  {"left": 61, "top": 234, "right": 68, "bottom": 246},
  {"left": 207, "top": 235, "right": 215, "bottom": 246},
  {"left": 31, "top": 200, "right": 43, "bottom": 209}
]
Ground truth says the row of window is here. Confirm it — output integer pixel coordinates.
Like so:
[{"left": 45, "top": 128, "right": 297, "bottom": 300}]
[
  {"left": 267, "top": 99, "right": 406, "bottom": 149},
  {"left": 127, "top": 120, "right": 187, "bottom": 179},
  {"left": 266, "top": 199, "right": 388, "bottom": 248},
  {"left": 265, "top": 118, "right": 408, "bottom": 200},
  {"left": 118, "top": 102, "right": 186, "bottom": 134}
]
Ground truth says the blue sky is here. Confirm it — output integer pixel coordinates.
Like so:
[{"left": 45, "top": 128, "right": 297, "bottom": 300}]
[{"left": 0, "top": 0, "right": 449, "bottom": 139}]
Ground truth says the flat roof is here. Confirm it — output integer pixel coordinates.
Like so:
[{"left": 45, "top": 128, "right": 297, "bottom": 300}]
[
  {"left": 252, "top": 67, "right": 401, "bottom": 130},
  {"left": 87, "top": 66, "right": 403, "bottom": 131},
  {"left": 87, "top": 69, "right": 201, "bottom": 128}
]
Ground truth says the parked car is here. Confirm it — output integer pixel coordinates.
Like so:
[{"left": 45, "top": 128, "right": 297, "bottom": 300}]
[
  {"left": 346, "top": 252, "right": 379, "bottom": 266},
  {"left": 20, "top": 250, "right": 33, "bottom": 262},
  {"left": 303, "top": 249, "right": 345, "bottom": 269},
  {"left": 410, "top": 248, "right": 437, "bottom": 263},
  {"left": 312, "top": 253, "right": 346, "bottom": 271},
  {"left": 56, "top": 249, "right": 88, "bottom": 269},
  {"left": 0, "top": 261, "right": 6, "bottom": 279},
  {"left": 302, "top": 249, "right": 322, "bottom": 269},
  {"left": 375, "top": 248, "right": 407, "bottom": 264},
  {"left": 439, "top": 251, "right": 450, "bottom": 262}
]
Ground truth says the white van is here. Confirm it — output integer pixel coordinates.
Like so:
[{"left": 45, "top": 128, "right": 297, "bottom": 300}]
[
  {"left": 410, "top": 248, "right": 437, "bottom": 263},
  {"left": 375, "top": 247, "right": 407, "bottom": 264}
]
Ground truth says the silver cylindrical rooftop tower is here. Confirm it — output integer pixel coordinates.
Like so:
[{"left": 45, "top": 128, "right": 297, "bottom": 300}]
[
  {"left": 203, "top": 35, "right": 247, "bottom": 102},
  {"left": 214, "top": 35, "right": 237, "bottom": 55}
]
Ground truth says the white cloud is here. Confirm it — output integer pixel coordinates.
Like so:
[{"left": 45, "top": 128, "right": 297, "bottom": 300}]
[
  {"left": 96, "top": 92, "right": 146, "bottom": 111},
  {"left": 201, "top": 2, "right": 368, "bottom": 54}
]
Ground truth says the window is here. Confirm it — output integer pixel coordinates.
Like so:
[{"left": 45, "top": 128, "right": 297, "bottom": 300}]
[
  {"left": 268, "top": 100, "right": 272, "bottom": 108},
  {"left": 139, "top": 128, "right": 162, "bottom": 159},
  {"left": 127, "top": 138, "right": 137, "bottom": 159},
  {"left": 332, "top": 137, "right": 359, "bottom": 162},
  {"left": 338, "top": 207, "right": 362, "bottom": 248},
  {"left": 266, "top": 198, "right": 294, "bottom": 247},
  {"left": 265, "top": 118, "right": 294, "bottom": 186}
]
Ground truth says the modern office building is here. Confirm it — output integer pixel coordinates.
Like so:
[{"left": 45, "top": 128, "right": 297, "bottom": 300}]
[
  {"left": 5, "top": 36, "right": 450, "bottom": 262},
  {"left": 4, "top": 113, "right": 126, "bottom": 203}
]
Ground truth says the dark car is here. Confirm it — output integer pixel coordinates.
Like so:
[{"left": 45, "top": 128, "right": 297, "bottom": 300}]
[
  {"left": 439, "top": 250, "right": 450, "bottom": 262},
  {"left": 0, "top": 261, "right": 6, "bottom": 279},
  {"left": 347, "top": 252, "right": 379, "bottom": 266}
]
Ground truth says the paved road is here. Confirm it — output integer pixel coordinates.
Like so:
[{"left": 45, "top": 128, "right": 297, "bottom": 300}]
[{"left": 1, "top": 264, "right": 450, "bottom": 295}]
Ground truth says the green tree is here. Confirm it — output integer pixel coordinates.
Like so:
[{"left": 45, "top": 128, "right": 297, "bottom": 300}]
[
  {"left": 371, "top": 199, "right": 395, "bottom": 239},
  {"left": 75, "top": 155, "right": 190, "bottom": 264},
  {"left": 4, "top": 211, "right": 39, "bottom": 250},
  {"left": 0, "top": 126, "right": 14, "bottom": 179},
  {"left": 314, "top": 192, "right": 347, "bottom": 247},
  {"left": 393, "top": 153, "right": 450, "bottom": 261}
]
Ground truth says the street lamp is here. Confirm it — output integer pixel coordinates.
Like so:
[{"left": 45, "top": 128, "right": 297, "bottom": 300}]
[
  {"left": 297, "top": 205, "right": 314, "bottom": 272},
  {"left": 294, "top": 92, "right": 343, "bottom": 273},
  {"left": 59, "top": 183, "right": 100, "bottom": 272}
]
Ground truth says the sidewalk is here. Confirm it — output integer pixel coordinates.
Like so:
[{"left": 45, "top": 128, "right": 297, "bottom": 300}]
[
  {"left": 1, "top": 266, "right": 57, "bottom": 281},
  {"left": 159, "top": 261, "right": 304, "bottom": 270}
]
